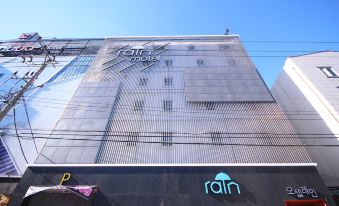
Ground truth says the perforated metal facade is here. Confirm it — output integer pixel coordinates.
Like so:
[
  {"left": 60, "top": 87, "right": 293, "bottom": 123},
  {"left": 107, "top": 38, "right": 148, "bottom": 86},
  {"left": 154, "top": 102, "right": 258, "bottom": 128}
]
[{"left": 35, "top": 35, "right": 312, "bottom": 164}]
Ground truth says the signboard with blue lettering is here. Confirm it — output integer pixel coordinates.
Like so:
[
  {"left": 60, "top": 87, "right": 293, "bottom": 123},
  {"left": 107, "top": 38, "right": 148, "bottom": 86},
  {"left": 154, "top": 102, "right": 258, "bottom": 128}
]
[
  {"left": 8, "top": 166, "right": 334, "bottom": 206},
  {"left": 204, "top": 172, "right": 241, "bottom": 195}
]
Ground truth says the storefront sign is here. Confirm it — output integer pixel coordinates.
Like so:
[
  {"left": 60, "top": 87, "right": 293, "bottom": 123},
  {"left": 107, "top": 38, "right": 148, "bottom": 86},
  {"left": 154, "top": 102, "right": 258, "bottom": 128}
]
[
  {"left": 286, "top": 186, "right": 319, "bottom": 198},
  {"left": 18, "top": 32, "right": 40, "bottom": 40},
  {"left": 0, "top": 45, "right": 39, "bottom": 53},
  {"left": 24, "top": 185, "right": 97, "bottom": 201},
  {"left": 204, "top": 172, "right": 241, "bottom": 195},
  {"left": 0, "top": 193, "right": 10, "bottom": 206},
  {"left": 67, "top": 186, "right": 94, "bottom": 198},
  {"left": 117, "top": 45, "right": 162, "bottom": 63},
  {"left": 59, "top": 173, "right": 71, "bottom": 185},
  {"left": 0, "top": 45, "right": 66, "bottom": 56}
]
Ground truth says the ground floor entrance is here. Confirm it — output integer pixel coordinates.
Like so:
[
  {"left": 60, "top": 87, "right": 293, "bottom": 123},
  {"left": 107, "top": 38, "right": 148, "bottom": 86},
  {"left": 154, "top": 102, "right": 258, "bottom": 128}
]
[
  {"left": 285, "top": 199, "right": 327, "bottom": 206},
  {"left": 6, "top": 164, "right": 336, "bottom": 206}
]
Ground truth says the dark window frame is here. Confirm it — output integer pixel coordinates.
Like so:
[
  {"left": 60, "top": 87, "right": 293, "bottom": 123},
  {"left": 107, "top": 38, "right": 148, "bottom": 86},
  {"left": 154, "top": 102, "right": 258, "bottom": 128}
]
[
  {"left": 318, "top": 66, "right": 339, "bottom": 78},
  {"left": 227, "top": 58, "right": 236, "bottom": 66},
  {"left": 127, "top": 132, "right": 139, "bottom": 146},
  {"left": 164, "top": 77, "right": 173, "bottom": 86},
  {"left": 211, "top": 132, "right": 222, "bottom": 146},
  {"left": 134, "top": 100, "right": 144, "bottom": 112},
  {"left": 163, "top": 100, "right": 173, "bottom": 112},
  {"left": 197, "top": 59, "right": 204, "bottom": 66},
  {"left": 165, "top": 59, "right": 172, "bottom": 67},
  {"left": 162, "top": 132, "right": 173, "bottom": 146},
  {"left": 139, "top": 77, "right": 148, "bottom": 86}
]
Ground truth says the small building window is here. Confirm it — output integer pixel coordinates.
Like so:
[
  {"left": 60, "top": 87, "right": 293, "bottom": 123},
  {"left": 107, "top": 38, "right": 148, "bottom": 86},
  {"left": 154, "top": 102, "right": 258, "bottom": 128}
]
[
  {"left": 228, "top": 59, "right": 236, "bottom": 66},
  {"left": 165, "top": 59, "right": 172, "bottom": 67},
  {"left": 211, "top": 132, "right": 222, "bottom": 146},
  {"left": 219, "top": 44, "right": 231, "bottom": 50},
  {"left": 162, "top": 132, "right": 173, "bottom": 146},
  {"left": 0, "top": 73, "right": 4, "bottom": 79},
  {"left": 164, "top": 77, "right": 173, "bottom": 86},
  {"left": 127, "top": 132, "right": 139, "bottom": 146},
  {"left": 205, "top": 102, "right": 215, "bottom": 110},
  {"left": 134, "top": 100, "right": 144, "bottom": 111},
  {"left": 197, "top": 59, "right": 204, "bottom": 66},
  {"left": 139, "top": 77, "right": 147, "bottom": 86},
  {"left": 188, "top": 45, "right": 194, "bottom": 50},
  {"left": 318, "top": 66, "right": 339, "bottom": 78},
  {"left": 163, "top": 100, "right": 173, "bottom": 111}
]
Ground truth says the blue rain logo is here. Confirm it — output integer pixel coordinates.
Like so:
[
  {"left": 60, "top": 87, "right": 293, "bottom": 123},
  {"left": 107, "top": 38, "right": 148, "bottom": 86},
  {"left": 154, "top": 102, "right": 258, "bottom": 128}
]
[{"left": 204, "top": 172, "right": 241, "bottom": 195}]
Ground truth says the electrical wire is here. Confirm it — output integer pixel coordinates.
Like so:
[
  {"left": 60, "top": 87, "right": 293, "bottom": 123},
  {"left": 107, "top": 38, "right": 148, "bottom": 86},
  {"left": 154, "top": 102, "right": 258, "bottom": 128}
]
[
  {"left": 3, "top": 133, "right": 339, "bottom": 147},
  {"left": 13, "top": 106, "right": 28, "bottom": 164},
  {"left": 21, "top": 97, "right": 338, "bottom": 116},
  {"left": 1, "top": 49, "right": 339, "bottom": 60},
  {"left": 2, "top": 40, "right": 61, "bottom": 164},
  {"left": 5, "top": 38, "right": 339, "bottom": 44},
  {"left": 2, "top": 128, "right": 339, "bottom": 139},
  {"left": 7, "top": 78, "right": 23, "bottom": 95},
  {"left": 0, "top": 76, "right": 13, "bottom": 87},
  {"left": 22, "top": 96, "right": 38, "bottom": 154},
  {"left": 15, "top": 102, "right": 334, "bottom": 121}
]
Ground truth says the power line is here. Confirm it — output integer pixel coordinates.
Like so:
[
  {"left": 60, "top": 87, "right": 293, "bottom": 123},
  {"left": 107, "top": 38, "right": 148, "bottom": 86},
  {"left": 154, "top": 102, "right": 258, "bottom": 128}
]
[
  {"left": 22, "top": 96, "right": 38, "bottom": 154},
  {"left": 1, "top": 51, "right": 339, "bottom": 61},
  {"left": 2, "top": 128, "right": 339, "bottom": 138},
  {"left": 2, "top": 91, "right": 335, "bottom": 125},
  {"left": 13, "top": 102, "right": 333, "bottom": 121},
  {"left": 19, "top": 95, "right": 322, "bottom": 114},
  {"left": 14, "top": 133, "right": 339, "bottom": 140},
  {"left": 4, "top": 37, "right": 339, "bottom": 44},
  {"left": 0, "top": 77, "right": 13, "bottom": 87},
  {"left": 1, "top": 52, "right": 338, "bottom": 58},
  {"left": 21, "top": 97, "right": 337, "bottom": 116},
  {"left": 4, "top": 133, "right": 339, "bottom": 147},
  {"left": 13, "top": 106, "right": 28, "bottom": 164}
]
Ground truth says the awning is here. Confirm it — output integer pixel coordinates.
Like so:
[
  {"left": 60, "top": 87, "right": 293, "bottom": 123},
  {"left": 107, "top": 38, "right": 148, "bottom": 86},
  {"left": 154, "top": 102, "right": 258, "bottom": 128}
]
[{"left": 24, "top": 185, "right": 97, "bottom": 200}]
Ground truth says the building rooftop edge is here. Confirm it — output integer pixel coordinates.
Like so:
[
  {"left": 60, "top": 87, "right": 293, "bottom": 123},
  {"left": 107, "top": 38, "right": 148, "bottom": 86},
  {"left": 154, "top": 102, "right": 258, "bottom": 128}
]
[
  {"left": 289, "top": 50, "right": 339, "bottom": 58},
  {"left": 27, "top": 163, "right": 317, "bottom": 167},
  {"left": 105, "top": 34, "right": 240, "bottom": 40},
  {"left": 0, "top": 35, "right": 240, "bottom": 43}
]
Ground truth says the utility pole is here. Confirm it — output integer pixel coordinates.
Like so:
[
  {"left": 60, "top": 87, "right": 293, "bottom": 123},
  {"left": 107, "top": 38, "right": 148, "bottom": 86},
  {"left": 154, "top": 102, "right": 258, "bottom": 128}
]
[{"left": 0, "top": 37, "right": 55, "bottom": 121}]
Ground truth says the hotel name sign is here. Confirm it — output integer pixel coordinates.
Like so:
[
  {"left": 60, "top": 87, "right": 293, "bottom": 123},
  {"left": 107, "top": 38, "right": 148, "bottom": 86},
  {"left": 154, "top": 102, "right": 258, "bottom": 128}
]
[
  {"left": 0, "top": 45, "right": 64, "bottom": 56},
  {"left": 117, "top": 45, "right": 163, "bottom": 63}
]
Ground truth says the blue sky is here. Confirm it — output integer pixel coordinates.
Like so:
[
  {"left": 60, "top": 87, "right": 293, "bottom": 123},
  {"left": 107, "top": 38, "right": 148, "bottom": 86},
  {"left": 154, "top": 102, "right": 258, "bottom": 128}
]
[{"left": 1, "top": 0, "right": 339, "bottom": 87}]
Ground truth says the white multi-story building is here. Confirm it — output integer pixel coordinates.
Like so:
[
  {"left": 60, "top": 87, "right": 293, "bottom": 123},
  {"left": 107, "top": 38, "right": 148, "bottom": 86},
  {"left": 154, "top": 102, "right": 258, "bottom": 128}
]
[{"left": 272, "top": 51, "right": 339, "bottom": 191}]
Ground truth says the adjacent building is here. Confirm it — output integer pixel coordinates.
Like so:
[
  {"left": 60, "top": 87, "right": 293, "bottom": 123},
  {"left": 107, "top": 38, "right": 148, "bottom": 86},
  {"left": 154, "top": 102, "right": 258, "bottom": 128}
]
[
  {"left": 272, "top": 51, "right": 339, "bottom": 203},
  {"left": 0, "top": 34, "right": 335, "bottom": 206}
]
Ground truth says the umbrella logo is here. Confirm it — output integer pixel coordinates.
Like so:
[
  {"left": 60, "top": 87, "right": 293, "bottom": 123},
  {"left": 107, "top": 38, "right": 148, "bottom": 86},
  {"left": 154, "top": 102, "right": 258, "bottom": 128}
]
[{"left": 204, "top": 172, "right": 241, "bottom": 195}]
